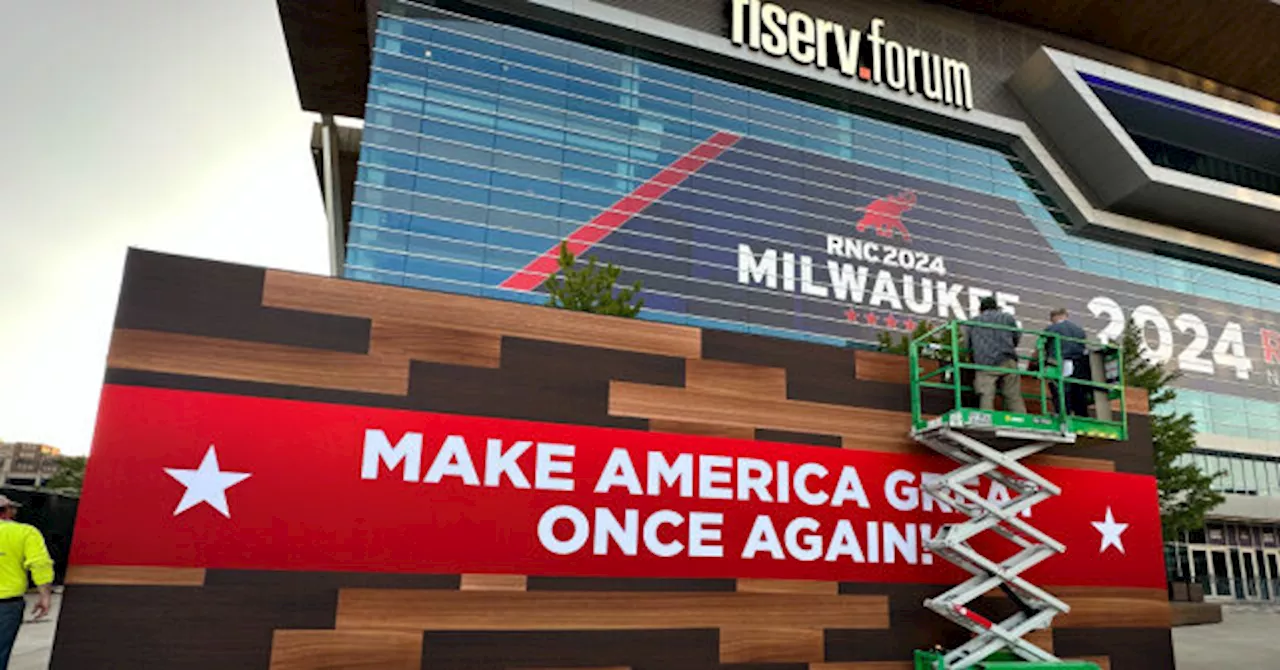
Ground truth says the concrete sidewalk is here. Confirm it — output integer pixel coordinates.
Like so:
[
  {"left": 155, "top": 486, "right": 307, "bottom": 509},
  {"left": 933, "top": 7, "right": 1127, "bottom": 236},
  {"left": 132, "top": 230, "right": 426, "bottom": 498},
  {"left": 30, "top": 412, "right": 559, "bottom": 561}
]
[
  {"left": 1172, "top": 605, "right": 1280, "bottom": 670},
  {"left": 9, "top": 592, "right": 60, "bottom": 670}
]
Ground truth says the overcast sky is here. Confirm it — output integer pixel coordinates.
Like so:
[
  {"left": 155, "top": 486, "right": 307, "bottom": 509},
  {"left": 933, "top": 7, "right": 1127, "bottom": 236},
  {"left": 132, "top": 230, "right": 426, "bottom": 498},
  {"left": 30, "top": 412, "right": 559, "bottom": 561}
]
[{"left": 1, "top": 0, "right": 332, "bottom": 455}]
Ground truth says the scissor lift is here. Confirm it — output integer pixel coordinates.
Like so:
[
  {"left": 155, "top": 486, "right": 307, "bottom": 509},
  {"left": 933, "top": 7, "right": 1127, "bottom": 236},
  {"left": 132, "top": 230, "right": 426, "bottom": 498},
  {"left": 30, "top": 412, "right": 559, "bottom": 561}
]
[{"left": 907, "top": 320, "right": 1127, "bottom": 670}]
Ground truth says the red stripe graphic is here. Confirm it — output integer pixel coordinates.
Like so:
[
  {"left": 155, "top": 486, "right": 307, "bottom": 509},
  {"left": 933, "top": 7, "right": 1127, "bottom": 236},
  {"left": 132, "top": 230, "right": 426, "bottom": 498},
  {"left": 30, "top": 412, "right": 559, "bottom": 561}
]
[{"left": 499, "top": 131, "right": 743, "bottom": 291}]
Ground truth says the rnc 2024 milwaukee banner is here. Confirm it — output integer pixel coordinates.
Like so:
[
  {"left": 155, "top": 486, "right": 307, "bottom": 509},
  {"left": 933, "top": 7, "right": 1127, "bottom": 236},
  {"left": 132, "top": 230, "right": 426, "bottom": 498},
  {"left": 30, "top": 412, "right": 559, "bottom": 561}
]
[
  {"left": 72, "top": 385, "right": 1163, "bottom": 588},
  {"left": 500, "top": 132, "right": 1280, "bottom": 403}
]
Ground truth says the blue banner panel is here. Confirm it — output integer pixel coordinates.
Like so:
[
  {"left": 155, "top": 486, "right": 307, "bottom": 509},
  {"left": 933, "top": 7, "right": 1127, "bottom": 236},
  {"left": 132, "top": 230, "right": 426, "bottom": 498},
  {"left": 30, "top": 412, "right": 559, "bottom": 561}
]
[{"left": 531, "top": 135, "right": 1280, "bottom": 402}]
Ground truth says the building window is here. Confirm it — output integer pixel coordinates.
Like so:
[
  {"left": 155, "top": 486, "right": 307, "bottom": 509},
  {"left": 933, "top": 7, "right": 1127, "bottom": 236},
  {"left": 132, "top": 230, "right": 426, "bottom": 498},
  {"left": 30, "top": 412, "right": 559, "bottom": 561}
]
[{"left": 1190, "top": 449, "right": 1280, "bottom": 498}]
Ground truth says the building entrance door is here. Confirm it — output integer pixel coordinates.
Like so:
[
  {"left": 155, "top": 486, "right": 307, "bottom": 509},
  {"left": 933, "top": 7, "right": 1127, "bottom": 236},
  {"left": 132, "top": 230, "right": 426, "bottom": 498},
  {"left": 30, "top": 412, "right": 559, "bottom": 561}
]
[
  {"left": 1263, "top": 551, "right": 1280, "bottom": 601},
  {"left": 1230, "top": 549, "right": 1247, "bottom": 599},
  {"left": 1209, "top": 549, "right": 1233, "bottom": 598},
  {"left": 1190, "top": 548, "right": 1210, "bottom": 595},
  {"left": 1241, "top": 552, "right": 1260, "bottom": 599}
]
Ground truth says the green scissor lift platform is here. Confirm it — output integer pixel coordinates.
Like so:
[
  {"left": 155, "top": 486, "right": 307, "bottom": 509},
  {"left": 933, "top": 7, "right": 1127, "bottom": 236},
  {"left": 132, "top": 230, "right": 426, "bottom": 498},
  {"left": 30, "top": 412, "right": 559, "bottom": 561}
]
[{"left": 906, "top": 320, "right": 1127, "bottom": 670}]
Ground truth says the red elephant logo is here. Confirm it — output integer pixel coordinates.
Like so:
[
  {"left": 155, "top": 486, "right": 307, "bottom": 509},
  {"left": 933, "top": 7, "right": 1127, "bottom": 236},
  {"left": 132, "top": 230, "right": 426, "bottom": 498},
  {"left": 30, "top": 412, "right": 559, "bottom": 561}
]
[{"left": 855, "top": 190, "right": 916, "bottom": 243}]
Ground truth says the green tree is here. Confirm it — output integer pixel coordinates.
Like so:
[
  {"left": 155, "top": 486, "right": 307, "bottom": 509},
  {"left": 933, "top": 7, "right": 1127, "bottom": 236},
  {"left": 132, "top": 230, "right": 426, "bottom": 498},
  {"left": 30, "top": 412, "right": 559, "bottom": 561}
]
[
  {"left": 876, "top": 320, "right": 967, "bottom": 367},
  {"left": 44, "top": 456, "right": 87, "bottom": 494},
  {"left": 545, "top": 242, "right": 643, "bottom": 317},
  {"left": 877, "top": 320, "right": 940, "bottom": 355},
  {"left": 1118, "top": 321, "right": 1223, "bottom": 540}
]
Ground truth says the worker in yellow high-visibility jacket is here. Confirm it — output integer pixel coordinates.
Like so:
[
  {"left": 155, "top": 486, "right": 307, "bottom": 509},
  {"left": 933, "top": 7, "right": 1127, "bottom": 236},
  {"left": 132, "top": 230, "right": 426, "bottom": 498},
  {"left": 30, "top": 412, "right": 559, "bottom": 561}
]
[{"left": 0, "top": 495, "right": 52, "bottom": 668}]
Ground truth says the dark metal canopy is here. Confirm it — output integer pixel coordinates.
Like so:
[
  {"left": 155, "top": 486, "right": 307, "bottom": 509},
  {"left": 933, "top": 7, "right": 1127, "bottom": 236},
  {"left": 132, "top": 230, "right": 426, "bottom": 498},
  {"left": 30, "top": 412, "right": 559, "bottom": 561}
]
[
  {"left": 925, "top": 0, "right": 1280, "bottom": 105},
  {"left": 276, "top": 0, "right": 1280, "bottom": 119},
  {"left": 277, "top": 0, "right": 378, "bottom": 118}
]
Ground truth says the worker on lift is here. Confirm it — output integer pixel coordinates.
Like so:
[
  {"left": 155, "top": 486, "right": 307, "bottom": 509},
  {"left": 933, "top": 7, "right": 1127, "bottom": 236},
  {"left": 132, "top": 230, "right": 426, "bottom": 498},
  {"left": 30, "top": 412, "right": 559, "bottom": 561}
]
[
  {"left": 964, "top": 297, "right": 1026, "bottom": 414},
  {"left": 1042, "top": 307, "right": 1093, "bottom": 417}
]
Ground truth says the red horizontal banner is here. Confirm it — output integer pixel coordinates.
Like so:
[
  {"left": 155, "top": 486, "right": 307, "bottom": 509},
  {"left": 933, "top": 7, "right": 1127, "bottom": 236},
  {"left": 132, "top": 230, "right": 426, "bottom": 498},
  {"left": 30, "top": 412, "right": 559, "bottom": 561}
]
[{"left": 73, "top": 385, "right": 1165, "bottom": 588}]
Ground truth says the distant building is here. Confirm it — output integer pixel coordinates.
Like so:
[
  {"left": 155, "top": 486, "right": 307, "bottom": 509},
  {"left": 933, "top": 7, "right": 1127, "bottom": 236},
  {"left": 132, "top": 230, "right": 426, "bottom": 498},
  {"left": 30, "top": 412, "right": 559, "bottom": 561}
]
[{"left": 0, "top": 442, "right": 62, "bottom": 487}]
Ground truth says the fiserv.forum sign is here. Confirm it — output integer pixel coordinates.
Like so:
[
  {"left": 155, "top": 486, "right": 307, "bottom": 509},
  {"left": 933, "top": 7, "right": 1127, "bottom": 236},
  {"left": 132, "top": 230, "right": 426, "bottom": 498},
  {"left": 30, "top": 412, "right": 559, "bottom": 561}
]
[{"left": 729, "top": 0, "right": 974, "bottom": 111}]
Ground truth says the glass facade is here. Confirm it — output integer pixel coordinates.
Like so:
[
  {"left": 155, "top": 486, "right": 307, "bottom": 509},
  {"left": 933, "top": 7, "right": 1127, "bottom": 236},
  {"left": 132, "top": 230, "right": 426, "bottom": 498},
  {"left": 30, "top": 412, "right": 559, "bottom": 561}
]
[
  {"left": 1178, "top": 450, "right": 1280, "bottom": 497},
  {"left": 1168, "top": 390, "right": 1280, "bottom": 442},
  {"left": 1166, "top": 453, "right": 1280, "bottom": 601},
  {"left": 350, "top": 3, "right": 1280, "bottom": 447},
  {"left": 351, "top": 8, "right": 1053, "bottom": 304}
]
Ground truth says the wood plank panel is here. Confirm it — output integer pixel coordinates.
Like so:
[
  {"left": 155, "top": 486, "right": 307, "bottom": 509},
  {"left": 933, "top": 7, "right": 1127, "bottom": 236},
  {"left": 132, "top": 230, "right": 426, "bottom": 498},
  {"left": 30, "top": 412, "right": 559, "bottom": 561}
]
[
  {"left": 269, "top": 630, "right": 422, "bottom": 670},
  {"left": 50, "top": 584, "right": 338, "bottom": 669},
  {"left": 370, "top": 319, "right": 500, "bottom": 368},
  {"left": 720, "top": 627, "right": 823, "bottom": 663},
  {"left": 699, "top": 330, "right": 858, "bottom": 406},
  {"left": 849, "top": 426, "right": 1116, "bottom": 471},
  {"left": 811, "top": 662, "right": 912, "bottom": 670},
  {"left": 611, "top": 382, "right": 908, "bottom": 438},
  {"left": 842, "top": 432, "right": 927, "bottom": 455},
  {"left": 1055, "top": 598, "right": 1171, "bottom": 628},
  {"left": 629, "top": 386, "right": 1118, "bottom": 473},
  {"left": 685, "top": 359, "right": 786, "bottom": 398},
  {"left": 115, "top": 249, "right": 372, "bottom": 354},
  {"left": 527, "top": 576, "right": 734, "bottom": 592},
  {"left": 498, "top": 337, "right": 685, "bottom": 389},
  {"left": 108, "top": 328, "right": 407, "bottom": 394},
  {"left": 408, "top": 363, "right": 645, "bottom": 432},
  {"left": 1122, "top": 388, "right": 1150, "bottom": 414},
  {"left": 460, "top": 574, "right": 528, "bottom": 591},
  {"left": 649, "top": 420, "right": 754, "bottom": 440},
  {"left": 1051, "top": 587, "right": 1168, "bottom": 601},
  {"left": 1025, "top": 454, "right": 1115, "bottom": 472},
  {"left": 854, "top": 351, "right": 936, "bottom": 385},
  {"left": 1025, "top": 628, "right": 1053, "bottom": 653},
  {"left": 335, "top": 590, "right": 887, "bottom": 631},
  {"left": 1055, "top": 627, "right": 1170, "bottom": 667},
  {"left": 262, "top": 270, "right": 701, "bottom": 358},
  {"left": 204, "top": 569, "right": 460, "bottom": 590},
  {"left": 631, "top": 386, "right": 1122, "bottom": 475},
  {"left": 988, "top": 587, "right": 1166, "bottom": 603},
  {"left": 1017, "top": 376, "right": 1150, "bottom": 416},
  {"left": 65, "top": 565, "right": 206, "bottom": 586},
  {"left": 756, "top": 428, "right": 843, "bottom": 447},
  {"left": 814, "top": 658, "right": 1104, "bottom": 670},
  {"left": 736, "top": 579, "right": 837, "bottom": 594},
  {"left": 424, "top": 629, "right": 715, "bottom": 668}
]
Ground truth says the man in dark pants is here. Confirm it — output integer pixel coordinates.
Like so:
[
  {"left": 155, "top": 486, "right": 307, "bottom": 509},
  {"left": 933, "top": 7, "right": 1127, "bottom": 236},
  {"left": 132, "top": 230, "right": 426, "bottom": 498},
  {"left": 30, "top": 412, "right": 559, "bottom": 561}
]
[
  {"left": 1043, "top": 308, "right": 1092, "bottom": 417},
  {"left": 0, "top": 495, "right": 52, "bottom": 668}
]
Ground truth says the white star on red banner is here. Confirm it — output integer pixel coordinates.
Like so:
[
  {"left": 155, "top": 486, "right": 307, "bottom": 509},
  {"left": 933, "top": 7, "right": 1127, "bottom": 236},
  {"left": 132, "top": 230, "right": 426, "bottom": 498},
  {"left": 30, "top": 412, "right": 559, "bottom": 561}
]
[
  {"left": 164, "top": 446, "right": 251, "bottom": 518},
  {"left": 1092, "top": 506, "right": 1129, "bottom": 554}
]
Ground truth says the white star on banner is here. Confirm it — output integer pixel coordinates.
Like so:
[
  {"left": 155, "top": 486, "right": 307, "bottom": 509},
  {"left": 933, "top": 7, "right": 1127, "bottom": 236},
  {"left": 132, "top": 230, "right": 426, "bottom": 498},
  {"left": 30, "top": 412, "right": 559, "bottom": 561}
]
[
  {"left": 1091, "top": 506, "right": 1129, "bottom": 554},
  {"left": 164, "top": 446, "right": 251, "bottom": 518}
]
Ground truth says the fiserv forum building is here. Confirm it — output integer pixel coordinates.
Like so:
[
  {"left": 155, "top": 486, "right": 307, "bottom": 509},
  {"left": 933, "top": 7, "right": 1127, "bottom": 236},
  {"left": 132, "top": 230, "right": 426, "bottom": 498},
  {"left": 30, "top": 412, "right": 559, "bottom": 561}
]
[{"left": 276, "top": 0, "right": 1280, "bottom": 601}]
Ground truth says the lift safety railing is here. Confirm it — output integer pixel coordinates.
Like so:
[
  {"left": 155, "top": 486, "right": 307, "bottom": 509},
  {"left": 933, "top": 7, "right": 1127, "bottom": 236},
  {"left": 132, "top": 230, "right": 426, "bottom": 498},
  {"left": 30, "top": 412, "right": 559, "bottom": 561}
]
[{"left": 907, "top": 320, "right": 1127, "bottom": 441}]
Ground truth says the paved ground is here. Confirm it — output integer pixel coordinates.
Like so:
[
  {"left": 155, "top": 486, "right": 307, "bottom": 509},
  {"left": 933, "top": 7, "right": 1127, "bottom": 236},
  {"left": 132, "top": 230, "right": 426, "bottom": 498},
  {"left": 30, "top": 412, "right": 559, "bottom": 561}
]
[
  {"left": 10, "top": 591, "right": 61, "bottom": 670},
  {"left": 5, "top": 593, "right": 1277, "bottom": 669},
  {"left": 1171, "top": 605, "right": 1280, "bottom": 670}
]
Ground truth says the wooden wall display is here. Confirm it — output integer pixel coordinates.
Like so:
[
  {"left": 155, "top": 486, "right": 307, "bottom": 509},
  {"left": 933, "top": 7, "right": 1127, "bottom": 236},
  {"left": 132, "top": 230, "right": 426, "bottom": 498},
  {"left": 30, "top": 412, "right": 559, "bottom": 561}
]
[{"left": 50, "top": 250, "right": 1172, "bottom": 669}]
